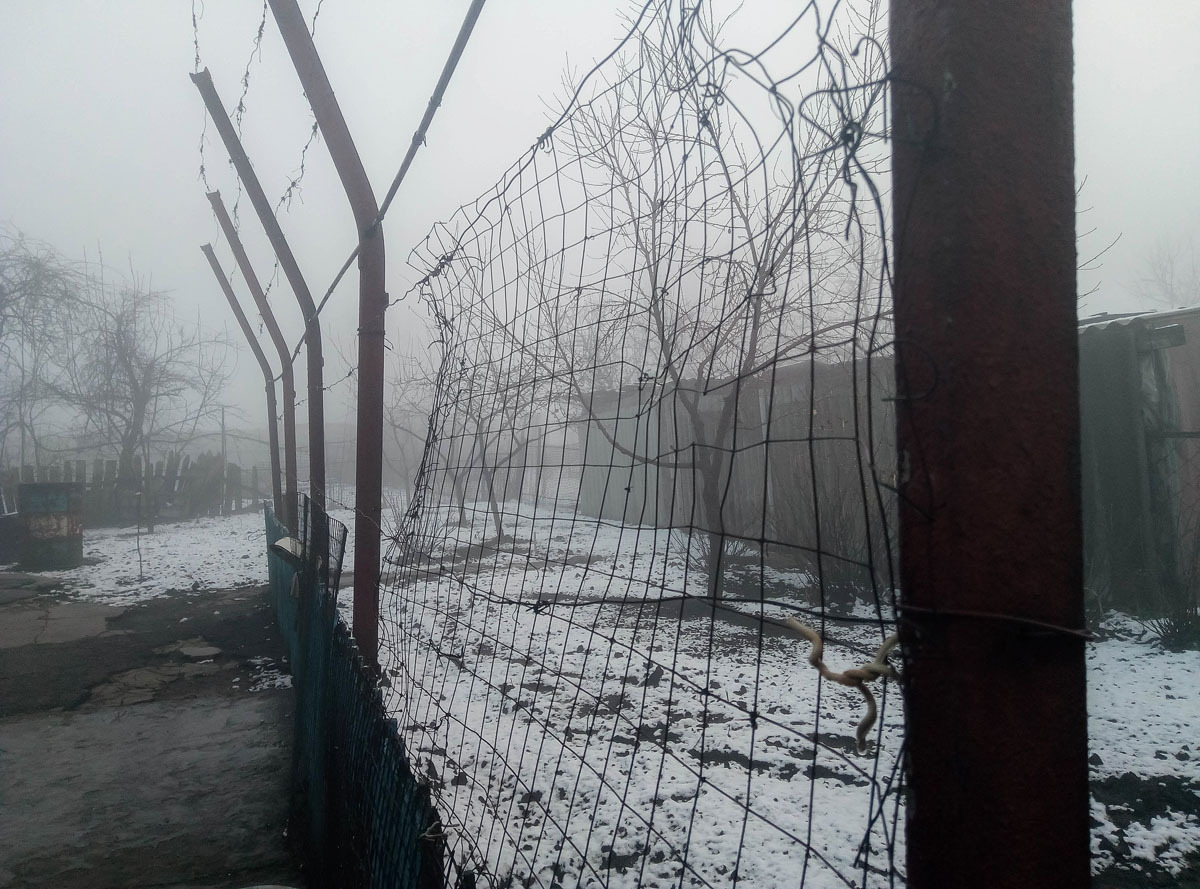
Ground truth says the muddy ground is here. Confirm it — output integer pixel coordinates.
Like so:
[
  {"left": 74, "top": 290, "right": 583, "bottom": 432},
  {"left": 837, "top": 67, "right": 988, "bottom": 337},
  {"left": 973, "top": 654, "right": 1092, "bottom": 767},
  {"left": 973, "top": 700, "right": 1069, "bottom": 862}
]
[
  {"left": 3, "top": 568, "right": 1195, "bottom": 887},
  {"left": 0, "top": 573, "right": 303, "bottom": 889}
]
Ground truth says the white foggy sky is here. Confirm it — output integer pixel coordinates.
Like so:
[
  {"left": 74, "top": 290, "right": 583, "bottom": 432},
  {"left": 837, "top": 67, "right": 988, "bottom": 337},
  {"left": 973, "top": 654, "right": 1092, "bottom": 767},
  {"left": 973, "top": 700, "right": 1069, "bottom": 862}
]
[{"left": 1, "top": 1, "right": 1198, "bottom": 424}]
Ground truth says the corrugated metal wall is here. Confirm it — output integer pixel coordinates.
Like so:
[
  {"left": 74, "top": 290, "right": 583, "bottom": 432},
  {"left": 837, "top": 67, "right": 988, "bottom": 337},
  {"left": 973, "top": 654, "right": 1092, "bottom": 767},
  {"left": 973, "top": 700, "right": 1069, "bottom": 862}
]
[{"left": 1080, "top": 308, "right": 1200, "bottom": 615}]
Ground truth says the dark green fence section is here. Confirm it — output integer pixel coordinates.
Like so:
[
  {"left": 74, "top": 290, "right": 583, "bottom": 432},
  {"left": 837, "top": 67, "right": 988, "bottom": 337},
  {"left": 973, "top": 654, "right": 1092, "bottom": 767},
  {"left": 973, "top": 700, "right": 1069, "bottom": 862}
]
[
  {"left": 18, "top": 482, "right": 84, "bottom": 569},
  {"left": 265, "top": 499, "right": 443, "bottom": 889},
  {"left": 265, "top": 505, "right": 300, "bottom": 651},
  {"left": 327, "top": 621, "right": 444, "bottom": 888}
]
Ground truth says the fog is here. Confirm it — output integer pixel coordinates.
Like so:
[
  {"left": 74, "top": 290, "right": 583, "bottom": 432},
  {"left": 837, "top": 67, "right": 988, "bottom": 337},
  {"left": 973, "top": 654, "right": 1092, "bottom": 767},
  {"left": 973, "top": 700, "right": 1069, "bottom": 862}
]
[{"left": 1, "top": 0, "right": 1197, "bottom": 426}]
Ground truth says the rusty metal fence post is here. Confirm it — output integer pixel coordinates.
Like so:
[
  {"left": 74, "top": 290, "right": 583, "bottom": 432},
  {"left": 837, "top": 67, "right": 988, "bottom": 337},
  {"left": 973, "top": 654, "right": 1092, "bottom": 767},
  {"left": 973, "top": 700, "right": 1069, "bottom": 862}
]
[
  {"left": 891, "top": 2, "right": 1090, "bottom": 886},
  {"left": 206, "top": 190, "right": 300, "bottom": 531},
  {"left": 192, "top": 69, "right": 328, "bottom": 525},
  {"left": 268, "top": 0, "right": 386, "bottom": 671},
  {"left": 201, "top": 243, "right": 285, "bottom": 519}
]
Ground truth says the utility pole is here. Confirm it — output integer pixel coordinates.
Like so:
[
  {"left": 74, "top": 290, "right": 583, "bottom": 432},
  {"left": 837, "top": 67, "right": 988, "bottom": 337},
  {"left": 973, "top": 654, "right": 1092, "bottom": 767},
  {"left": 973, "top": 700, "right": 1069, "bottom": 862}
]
[
  {"left": 201, "top": 243, "right": 284, "bottom": 519},
  {"left": 268, "top": 0, "right": 385, "bottom": 670},
  {"left": 207, "top": 190, "right": 299, "bottom": 530},
  {"left": 220, "top": 406, "right": 228, "bottom": 515},
  {"left": 191, "top": 69, "right": 327, "bottom": 524},
  {"left": 891, "top": 2, "right": 1089, "bottom": 887}
]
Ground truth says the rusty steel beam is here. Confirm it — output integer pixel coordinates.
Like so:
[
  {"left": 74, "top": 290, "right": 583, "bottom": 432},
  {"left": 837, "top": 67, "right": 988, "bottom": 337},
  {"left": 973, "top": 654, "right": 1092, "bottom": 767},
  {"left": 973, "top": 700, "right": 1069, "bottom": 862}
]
[
  {"left": 268, "top": 0, "right": 385, "bottom": 670},
  {"left": 206, "top": 190, "right": 299, "bottom": 531},
  {"left": 191, "top": 68, "right": 327, "bottom": 525},
  {"left": 201, "top": 243, "right": 284, "bottom": 519},
  {"left": 891, "top": 1, "right": 1089, "bottom": 887}
]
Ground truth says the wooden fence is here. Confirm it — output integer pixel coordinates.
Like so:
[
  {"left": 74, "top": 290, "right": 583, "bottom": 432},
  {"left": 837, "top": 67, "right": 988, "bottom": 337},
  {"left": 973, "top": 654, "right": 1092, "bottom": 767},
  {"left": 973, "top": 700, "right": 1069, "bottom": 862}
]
[{"left": 1, "top": 452, "right": 267, "bottom": 528}]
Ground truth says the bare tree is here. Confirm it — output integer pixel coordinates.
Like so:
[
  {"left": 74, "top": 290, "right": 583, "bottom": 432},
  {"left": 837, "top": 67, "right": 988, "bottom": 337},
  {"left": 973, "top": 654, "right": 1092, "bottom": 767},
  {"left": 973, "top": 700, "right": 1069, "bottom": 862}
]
[
  {"left": 56, "top": 280, "right": 231, "bottom": 485},
  {"left": 406, "top": 2, "right": 889, "bottom": 595},
  {"left": 1, "top": 231, "right": 232, "bottom": 521},
  {"left": 406, "top": 316, "right": 568, "bottom": 543},
  {"left": 507, "top": 8, "right": 886, "bottom": 597},
  {"left": 385, "top": 351, "right": 435, "bottom": 514},
  {"left": 455, "top": 347, "right": 567, "bottom": 541},
  {"left": 1135, "top": 233, "right": 1200, "bottom": 310},
  {"left": 0, "top": 230, "right": 77, "bottom": 467}
]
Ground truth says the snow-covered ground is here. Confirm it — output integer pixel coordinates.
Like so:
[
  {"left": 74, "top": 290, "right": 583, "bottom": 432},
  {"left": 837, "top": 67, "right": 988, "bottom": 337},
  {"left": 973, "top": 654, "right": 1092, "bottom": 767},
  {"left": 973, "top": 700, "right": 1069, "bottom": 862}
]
[
  {"left": 30, "top": 506, "right": 356, "bottom": 608},
  {"left": 380, "top": 502, "right": 902, "bottom": 888},
  {"left": 23, "top": 506, "right": 1200, "bottom": 886},
  {"left": 1087, "top": 614, "right": 1200, "bottom": 877}
]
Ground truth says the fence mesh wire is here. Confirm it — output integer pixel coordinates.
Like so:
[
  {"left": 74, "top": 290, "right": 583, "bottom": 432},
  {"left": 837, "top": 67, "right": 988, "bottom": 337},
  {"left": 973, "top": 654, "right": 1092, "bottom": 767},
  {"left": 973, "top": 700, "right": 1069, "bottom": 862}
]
[
  {"left": 296, "top": 490, "right": 348, "bottom": 591},
  {"left": 382, "top": 2, "right": 899, "bottom": 886}
]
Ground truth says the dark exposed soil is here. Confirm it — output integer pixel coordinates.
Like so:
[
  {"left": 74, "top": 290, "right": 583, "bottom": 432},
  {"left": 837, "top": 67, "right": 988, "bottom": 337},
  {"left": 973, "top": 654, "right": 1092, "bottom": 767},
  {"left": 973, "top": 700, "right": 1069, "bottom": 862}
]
[
  {"left": 0, "top": 583, "right": 289, "bottom": 717},
  {"left": 0, "top": 578, "right": 303, "bottom": 889},
  {"left": 1092, "top": 772, "right": 1200, "bottom": 888}
]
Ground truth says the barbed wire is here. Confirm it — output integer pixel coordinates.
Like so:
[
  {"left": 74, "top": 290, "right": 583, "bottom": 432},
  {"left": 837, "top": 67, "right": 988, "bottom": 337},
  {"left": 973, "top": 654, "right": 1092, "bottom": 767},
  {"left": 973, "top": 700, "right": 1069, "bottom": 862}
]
[
  {"left": 229, "top": 0, "right": 269, "bottom": 230},
  {"left": 193, "top": 1, "right": 211, "bottom": 191},
  {"left": 283, "top": 0, "right": 489, "bottom": 368},
  {"left": 275, "top": 120, "right": 320, "bottom": 214}
]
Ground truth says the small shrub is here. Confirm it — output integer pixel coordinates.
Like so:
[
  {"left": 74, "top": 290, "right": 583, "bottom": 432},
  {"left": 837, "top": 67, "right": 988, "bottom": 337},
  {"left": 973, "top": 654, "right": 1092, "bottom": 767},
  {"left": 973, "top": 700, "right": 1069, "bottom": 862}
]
[
  {"left": 1146, "top": 602, "right": 1200, "bottom": 651},
  {"left": 668, "top": 528, "right": 756, "bottom": 593}
]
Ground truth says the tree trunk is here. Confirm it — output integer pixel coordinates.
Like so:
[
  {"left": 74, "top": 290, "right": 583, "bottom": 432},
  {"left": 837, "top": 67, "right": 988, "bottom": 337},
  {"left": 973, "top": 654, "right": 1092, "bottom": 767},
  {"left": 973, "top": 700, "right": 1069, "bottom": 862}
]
[
  {"left": 452, "top": 474, "right": 468, "bottom": 526},
  {"left": 705, "top": 528, "right": 724, "bottom": 599},
  {"left": 699, "top": 447, "right": 732, "bottom": 599},
  {"left": 480, "top": 463, "right": 504, "bottom": 540}
]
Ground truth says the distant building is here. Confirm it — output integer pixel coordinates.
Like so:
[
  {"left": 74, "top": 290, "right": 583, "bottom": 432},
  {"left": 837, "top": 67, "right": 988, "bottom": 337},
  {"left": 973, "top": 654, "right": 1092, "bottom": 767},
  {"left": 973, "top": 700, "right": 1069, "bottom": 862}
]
[
  {"left": 575, "top": 357, "right": 895, "bottom": 589},
  {"left": 1080, "top": 308, "right": 1200, "bottom": 615}
]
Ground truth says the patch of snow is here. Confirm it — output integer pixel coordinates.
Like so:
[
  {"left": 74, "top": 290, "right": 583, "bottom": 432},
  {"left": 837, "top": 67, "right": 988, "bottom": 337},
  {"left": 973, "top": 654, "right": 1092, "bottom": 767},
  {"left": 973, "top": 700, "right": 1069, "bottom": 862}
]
[
  {"left": 1090, "top": 798, "right": 1118, "bottom": 873},
  {"left": 1122, "top": 811, "right": 1200, "bottom": 875},
  {"left": 1087, "top": 617, "right": 1200, "bottom": 781},
  {"left": 250, "top": 669, "right": 293, "bottom": 692},
  {"left": 42, "top": 505, "right": 355, "bottom": 607},
  {"left": 383, "top": 501, "right": 1200, "bottom": 886},
  {"left": 383, "top": 503, "right": 903, "bottom": 888},
  {"left": 18, "top": 501, "right": 1197, "bottom": 883}
]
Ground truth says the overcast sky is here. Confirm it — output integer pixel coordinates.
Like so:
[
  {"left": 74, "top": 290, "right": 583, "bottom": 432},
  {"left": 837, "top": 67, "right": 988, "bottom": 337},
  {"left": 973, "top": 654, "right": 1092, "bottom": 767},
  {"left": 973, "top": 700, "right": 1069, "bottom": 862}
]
[{"left": 2, "top": 1, "right": 1198, "bottom": 427}]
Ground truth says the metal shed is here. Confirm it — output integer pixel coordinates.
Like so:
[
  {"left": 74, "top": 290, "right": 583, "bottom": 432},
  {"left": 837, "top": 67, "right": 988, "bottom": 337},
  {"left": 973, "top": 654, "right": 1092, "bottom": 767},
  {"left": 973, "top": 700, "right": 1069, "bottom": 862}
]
[{"left": 1079, "top": 308, "right": 1200, "bottom": 615}]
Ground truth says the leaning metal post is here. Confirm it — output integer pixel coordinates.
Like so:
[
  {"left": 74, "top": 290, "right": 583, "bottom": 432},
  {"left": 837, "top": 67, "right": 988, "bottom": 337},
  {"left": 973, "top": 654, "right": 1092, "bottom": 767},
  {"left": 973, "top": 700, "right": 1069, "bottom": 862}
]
[
  {"left": 206, "top": 190, "right": 300, "bottom": 531},
  {"left": 891, "top": 1, "right": 1090, "bottom": 886},
  {"left": 191, "top": 69, "right": 327, "bottom": 541},
  {"left": 268, "top": 0, "right": 385, "bottom": 671},
  {"left": 200, "top": 243, "right": 284, "bottom": 520}
]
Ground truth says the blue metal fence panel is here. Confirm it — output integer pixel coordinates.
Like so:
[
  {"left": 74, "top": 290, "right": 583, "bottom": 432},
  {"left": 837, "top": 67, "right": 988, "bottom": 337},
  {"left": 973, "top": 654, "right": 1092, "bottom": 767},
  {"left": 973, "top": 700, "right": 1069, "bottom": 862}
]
[
  {"left": 264, "top": 500, "right": 444, "bottom": 889},
  {"left": 265, "top": 506, "right": 300, "bottom": 655}
]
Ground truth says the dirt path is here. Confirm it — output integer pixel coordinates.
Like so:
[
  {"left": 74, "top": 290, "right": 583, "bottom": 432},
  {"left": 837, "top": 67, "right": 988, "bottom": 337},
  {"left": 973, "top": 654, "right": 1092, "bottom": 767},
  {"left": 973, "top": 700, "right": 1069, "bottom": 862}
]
[{"left": 0, "top": 575, "right": 303, "bottom": 889}]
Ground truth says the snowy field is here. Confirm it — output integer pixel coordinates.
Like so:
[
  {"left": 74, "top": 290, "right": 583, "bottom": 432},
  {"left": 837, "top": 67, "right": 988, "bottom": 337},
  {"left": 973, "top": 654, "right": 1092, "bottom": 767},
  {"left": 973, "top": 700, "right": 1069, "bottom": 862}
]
[
  {"left": 32, "top": 505, "right": 356, "bottom": 607},
  {"left": 382, "top": 503, "right": 902, "bottom": 887},
  {"left": 383, "top": 502, "right": 1200, "bottom": 886},
  {"left": 22, "top": 507, "right": 1200, "bottom": 885}
]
